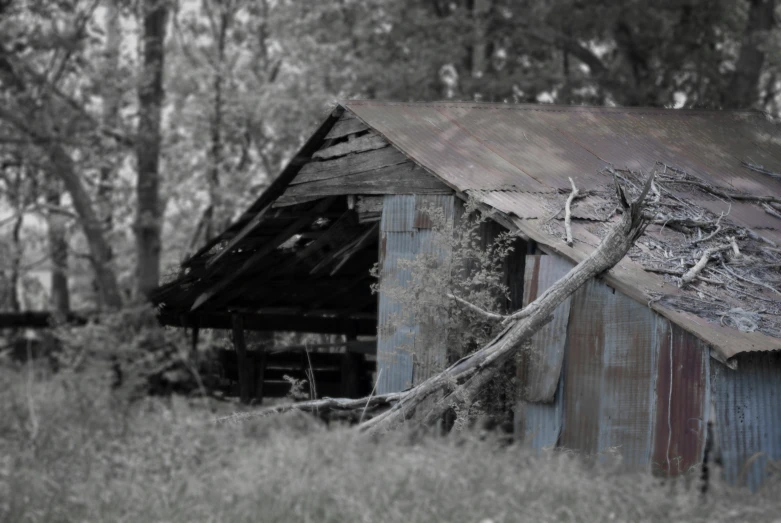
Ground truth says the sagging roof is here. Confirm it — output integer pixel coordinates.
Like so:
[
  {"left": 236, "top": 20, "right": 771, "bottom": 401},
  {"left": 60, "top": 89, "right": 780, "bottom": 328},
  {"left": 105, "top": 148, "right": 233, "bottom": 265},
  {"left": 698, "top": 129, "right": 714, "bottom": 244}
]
[
  {"left": 341, "top": 101, "right": 781, "bottom": 361},
  {"left": 154, "top": 100, "right": 781, "bottom": 362}
]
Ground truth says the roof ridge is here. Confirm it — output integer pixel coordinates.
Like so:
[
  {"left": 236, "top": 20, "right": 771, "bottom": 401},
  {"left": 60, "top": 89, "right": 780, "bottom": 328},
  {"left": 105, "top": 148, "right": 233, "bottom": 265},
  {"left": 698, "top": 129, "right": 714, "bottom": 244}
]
[{"left": 340, "top": 99, "right": 765, "bottom": 118}]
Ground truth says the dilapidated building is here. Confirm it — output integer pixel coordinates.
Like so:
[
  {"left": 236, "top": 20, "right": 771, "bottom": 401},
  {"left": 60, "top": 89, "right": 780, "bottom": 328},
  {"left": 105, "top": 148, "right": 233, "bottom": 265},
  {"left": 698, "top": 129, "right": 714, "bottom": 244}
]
[{"left": 154, "top": 101, "right": 781, "bottom": 490}]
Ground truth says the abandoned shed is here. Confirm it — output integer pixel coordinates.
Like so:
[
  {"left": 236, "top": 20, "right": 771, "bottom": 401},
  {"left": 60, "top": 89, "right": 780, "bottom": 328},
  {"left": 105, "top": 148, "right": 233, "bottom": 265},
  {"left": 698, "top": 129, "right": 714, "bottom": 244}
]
[{"left": 153, "top": 101, "right": 781, "bottom": 490}]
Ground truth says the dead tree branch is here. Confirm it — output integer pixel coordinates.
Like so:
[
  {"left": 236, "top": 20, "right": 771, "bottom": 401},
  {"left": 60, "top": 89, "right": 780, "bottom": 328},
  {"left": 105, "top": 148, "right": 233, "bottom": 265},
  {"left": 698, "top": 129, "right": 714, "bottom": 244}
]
[
  {"left": 679, "top": 245, "right": 731, "bottom": 288},
  {"left": 564, "top": 177, "right": 579, "bottom": 246},
  {"left": 447, "top": 293, "right": 506, "bottom": 321},
  {"left": 359, "top": 173, "right": 655, "bottom": 434},
  {"left": 211, "top": 392, "right": 405, "bottom": 425}
]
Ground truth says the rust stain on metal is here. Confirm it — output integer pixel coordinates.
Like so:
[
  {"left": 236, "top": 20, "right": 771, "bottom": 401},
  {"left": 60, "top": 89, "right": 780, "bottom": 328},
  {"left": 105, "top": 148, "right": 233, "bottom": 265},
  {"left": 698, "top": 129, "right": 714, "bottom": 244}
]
[
  {"left": 712, "top": 351, "right": 781, "bottom": 491},
  {"left": 344, "top": 102, "right": 781, "bottom": 362},
  {"left": 652, "top": 322, "right": 710, "bottom": 476},
  {"left": 518, "top": 255, "right": 574, "bottom": 403}
]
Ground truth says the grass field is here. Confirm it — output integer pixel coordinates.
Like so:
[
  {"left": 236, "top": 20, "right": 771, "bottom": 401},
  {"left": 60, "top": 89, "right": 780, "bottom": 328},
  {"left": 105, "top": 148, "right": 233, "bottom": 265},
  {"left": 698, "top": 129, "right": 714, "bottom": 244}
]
[{"left": 1, "top": 364, "right": 779, "bottom": 523}]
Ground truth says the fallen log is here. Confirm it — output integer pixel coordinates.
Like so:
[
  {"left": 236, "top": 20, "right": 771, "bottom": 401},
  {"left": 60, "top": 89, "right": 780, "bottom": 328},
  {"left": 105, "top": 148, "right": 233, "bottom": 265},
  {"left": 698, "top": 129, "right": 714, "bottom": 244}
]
[
  {"left": 216, "top": 173, "right": 655, "bottom": 433},
  {"left": 360, "top": 173, "right": 654, "bottom": 434}
]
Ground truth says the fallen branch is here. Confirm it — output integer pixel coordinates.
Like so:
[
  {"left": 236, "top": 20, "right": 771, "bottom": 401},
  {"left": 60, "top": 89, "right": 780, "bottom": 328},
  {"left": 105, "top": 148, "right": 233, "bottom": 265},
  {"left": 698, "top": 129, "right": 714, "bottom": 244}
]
[
  {"left": 211, "top": 392, "right": 404, "bottom": 425},
  {"left": 217, "top": 173, "right": 655, "bottom": 434},
  {"left": 763, "top": 203, "right": 781, "bottom": 221},
  {"left": 643, "top": 266, "right": 724, "bottom": 285},
  {"left": 720, "top": 261, "right": 781, "bottom": 297},
  {"left": 659, "top": 175, "right": 781, "bottom": 206},
  {"left": 564, "top": 177, "right": 579, "bottom": 246},
  {"left": 359, "top": 172, "right": 655, "bottom": 434},
  {"left": 742, "top": 161, "right": 781, "bottom": 180},
  {"left": 679, "top": 245, "right": 731, "bottom": 288},
  {"left": 448, "top": 293, "right": 506, "bottom": 321}
]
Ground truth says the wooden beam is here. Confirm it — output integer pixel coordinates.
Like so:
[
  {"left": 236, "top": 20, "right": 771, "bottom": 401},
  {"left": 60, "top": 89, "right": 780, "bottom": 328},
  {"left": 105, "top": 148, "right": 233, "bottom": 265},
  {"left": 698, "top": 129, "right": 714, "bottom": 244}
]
[
  {"left": 276, "top": 163, "right": 451, "bottom": 206},
  {"left": 255, "top": 349, "right": 266, "bottom": 404},
  {"left": 231, "top": 315, "right": 252, "bottom": 405},
  {"left": 312, "top": 133, "right": 387, "bottom": 160},
  {"left": 191, "top": 197, "right": 335, "bottom": 310},
  {"left": 291, "top": 146, "right": 409, "bottom": 185},
  {"left": 205, "top": 203, "right": 271, "bottom": 269},
  {"left": 325, "top": 117, "right": 369, "bottom": 140},
  {"left": 159, "top": 311, "right": 377, "bottom": 335}
]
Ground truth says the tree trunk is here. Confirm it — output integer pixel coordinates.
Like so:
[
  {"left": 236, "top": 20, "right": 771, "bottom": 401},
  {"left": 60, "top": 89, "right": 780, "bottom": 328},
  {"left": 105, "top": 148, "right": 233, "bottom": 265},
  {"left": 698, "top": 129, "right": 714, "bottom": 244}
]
[
  {"left": 45, "top": 177, "right": 70, "bottom": 313},
  {"left": 134, "top": 0, "right": 168, "bottom": 298},
  {"left": 9, "top": 205, "right": 23, "bottom": 313},
  {"left": 205, "top": 7, "right": 229, "bottom": 242},
  {"left": 48, "top": 144, "right": 123, "bottom": 309},
  {"left": 724, "top": 0, "right": 777, "bottom": 109},
  {"left": 97, "top": 0, "right": 121, "bottom": 266}
]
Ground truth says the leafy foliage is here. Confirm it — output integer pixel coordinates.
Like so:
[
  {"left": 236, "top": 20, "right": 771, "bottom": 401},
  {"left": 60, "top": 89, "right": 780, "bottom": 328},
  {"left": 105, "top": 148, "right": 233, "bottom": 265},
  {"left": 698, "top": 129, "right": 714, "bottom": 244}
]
[{"left": 372, "top": 200, "right": 518, "bottom": 377}]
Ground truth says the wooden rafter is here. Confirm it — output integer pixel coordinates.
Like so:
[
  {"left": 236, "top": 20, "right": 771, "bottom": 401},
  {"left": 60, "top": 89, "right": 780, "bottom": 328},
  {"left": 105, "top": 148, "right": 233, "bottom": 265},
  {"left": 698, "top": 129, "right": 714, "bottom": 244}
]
[{"left": 191, "top": 197, "right": 336, "bottom": 311}]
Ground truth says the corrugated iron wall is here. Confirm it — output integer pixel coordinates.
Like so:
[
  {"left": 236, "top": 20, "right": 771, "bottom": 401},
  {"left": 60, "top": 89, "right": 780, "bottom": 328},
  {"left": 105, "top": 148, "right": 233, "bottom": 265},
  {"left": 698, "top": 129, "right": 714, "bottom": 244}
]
[
  {"left": 376, "top": 194, "right": 455, "bottom": 393},
  {"left": 712, "top": 352, "right": 781, "bottom": 492},
  {"left": 515, "top": 253, "right": 710, "bottom": 476}
]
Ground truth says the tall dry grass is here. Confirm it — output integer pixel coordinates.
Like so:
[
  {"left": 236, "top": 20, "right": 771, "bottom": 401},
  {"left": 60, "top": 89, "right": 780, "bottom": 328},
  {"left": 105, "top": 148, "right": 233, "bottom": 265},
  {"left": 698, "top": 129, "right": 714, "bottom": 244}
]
[{"left": 1, "top": 364, "right": 779, "bottom": 523}]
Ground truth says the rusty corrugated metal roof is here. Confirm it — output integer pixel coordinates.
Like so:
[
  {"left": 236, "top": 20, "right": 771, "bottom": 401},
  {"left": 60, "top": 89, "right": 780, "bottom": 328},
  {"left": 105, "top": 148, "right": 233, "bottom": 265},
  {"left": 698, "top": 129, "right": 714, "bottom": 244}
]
[{"left": 342, "top": 100, "right": 781, "bottom": 361}]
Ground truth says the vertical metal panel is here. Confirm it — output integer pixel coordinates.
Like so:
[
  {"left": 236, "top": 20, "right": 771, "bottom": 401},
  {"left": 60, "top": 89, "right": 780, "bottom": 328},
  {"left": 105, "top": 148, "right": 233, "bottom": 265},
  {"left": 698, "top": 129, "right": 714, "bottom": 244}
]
[
  {"left": 412, "top": 194, "right": 455, "bottom": 384},
  {"left": 517, "top": 376, "right": 564, "bottom": 450},
  {"left": 652, "top": 322, "right": 710, "bottom": 476},
  {"left": 559, "top": 276, "right": 659, "bottom": 470},
  {"left": 380, "top": 194, "right": 415, "bottom": 232},
  {"left": 514, "top": 255, "right": 572, "bottom": 448},
  {"left": 712, "top": 352, "right": 781, "bottom": 492},
  {"left": 377, "top": 194, "right": 455, "bottom": 394},
  {"left": 519, "top": 255, "right": 574, "bottom": 402}
]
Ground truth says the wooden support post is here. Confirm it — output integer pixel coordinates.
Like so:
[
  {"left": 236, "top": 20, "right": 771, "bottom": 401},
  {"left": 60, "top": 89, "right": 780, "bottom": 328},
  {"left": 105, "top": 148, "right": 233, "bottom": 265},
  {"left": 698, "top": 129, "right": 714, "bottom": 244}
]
[
  {"left": 190, "top": 323, "right": 200, "bottom": 364},
  {"left": 340, "top": 352, "right": 362, "bottom": 398},
  {"left": 231, "top": 314, "right": 252, "bottom": 404},
  {"left": 255, "top": 350, "right": 266, "bottom": 405}
]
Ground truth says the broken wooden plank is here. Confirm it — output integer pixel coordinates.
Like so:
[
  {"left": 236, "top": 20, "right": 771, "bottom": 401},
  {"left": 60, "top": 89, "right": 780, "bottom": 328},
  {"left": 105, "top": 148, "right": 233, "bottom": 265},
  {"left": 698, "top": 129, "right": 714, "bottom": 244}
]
[
  {"left": 313, "top": 134, "right": 388, "bottom": 160},
  {"left": 357, "top": 196, "right": 383, "bottom": 215},
  {"left": 205, "top": 203, "right": 271, "bottom": 269},
  {"left": 276, "top": 163, "right": 452, "bottom": 205},
  {"left": 325, "top": 117, "right": 370, "bottom": 140},
  {"left": 292, "top": 146, "right": 410, "bottom": 185}
]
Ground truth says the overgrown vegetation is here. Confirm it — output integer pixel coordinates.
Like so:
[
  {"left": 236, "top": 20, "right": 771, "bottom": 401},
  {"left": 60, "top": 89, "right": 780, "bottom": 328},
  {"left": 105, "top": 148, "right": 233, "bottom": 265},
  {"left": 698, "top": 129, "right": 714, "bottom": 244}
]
[
  {"left": 1, "top": 364, "right": 780, "bottom": 523},
  {"left": 371, "top": 201, "right": 519, "bottom": 421},
  {"left": 372, "top": 201, "right": 518, "bottom": 366}
]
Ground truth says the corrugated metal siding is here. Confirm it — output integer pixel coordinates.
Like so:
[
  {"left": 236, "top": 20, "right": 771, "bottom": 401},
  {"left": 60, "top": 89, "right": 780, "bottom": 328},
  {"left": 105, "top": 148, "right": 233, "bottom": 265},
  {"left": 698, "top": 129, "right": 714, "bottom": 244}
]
[
  {"left": 712, "top": 352, "right": 781, "bottom": 491},
  {"left": 518, "top": 255, "right": 574, "bottom": 402},
  {"left": 652, "top": 322, "right": 710, "bottom": 476},
  {"left": 515, "top": 255, "right": 572, "bottom": 449},
  {"left": 511, "top": 251, "right": 711, "bottom": 473},
  {"left": 517, "top": 376, "right": 564, "bottom": 450},
  {"left": 559, "top": 276, "right": 659, "bottom": 470},
  {"left": 377, "top": 194, "right": 456, "bottom": 393}
]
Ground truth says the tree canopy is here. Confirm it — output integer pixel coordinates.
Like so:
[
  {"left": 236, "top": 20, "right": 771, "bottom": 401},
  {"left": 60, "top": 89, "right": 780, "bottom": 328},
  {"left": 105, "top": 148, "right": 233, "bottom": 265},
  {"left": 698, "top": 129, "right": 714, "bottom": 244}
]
[{"left": 0, "top": 0, "right": 779, "bottom": 312}]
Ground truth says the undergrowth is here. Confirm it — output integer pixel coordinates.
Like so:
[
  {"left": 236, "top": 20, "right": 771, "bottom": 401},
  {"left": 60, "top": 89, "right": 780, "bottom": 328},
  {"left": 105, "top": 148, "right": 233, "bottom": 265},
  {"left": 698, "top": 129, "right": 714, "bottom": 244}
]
[{"left": 1, "top": 365, "right": 780, "bottom": 523}]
